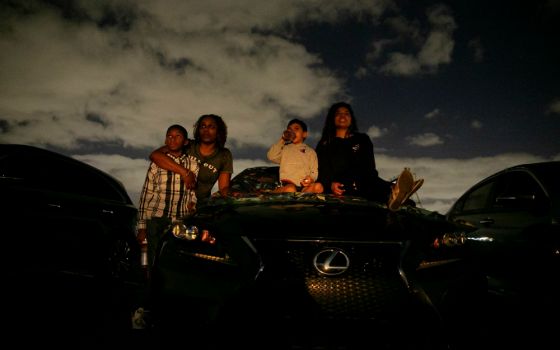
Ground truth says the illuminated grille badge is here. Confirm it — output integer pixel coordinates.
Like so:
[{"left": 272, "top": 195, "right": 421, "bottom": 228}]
[{"left": 313, "top": 248, "right": 350, "bottom": 276}]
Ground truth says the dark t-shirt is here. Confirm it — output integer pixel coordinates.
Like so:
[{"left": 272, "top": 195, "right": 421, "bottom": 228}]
[{"left": 187, "top": 143, "right": 233, "bottom": 203}]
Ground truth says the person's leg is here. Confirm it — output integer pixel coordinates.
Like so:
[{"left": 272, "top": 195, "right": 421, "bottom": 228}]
[
  {"left": 285, "top": 184, "right": 297, "bottom": 192},
  {"left": 366, "top": 175, "right": 393, "bottom": 203},
  {"left": 310, "top": 182, "right": 324, "bottom": 193},
  {"left": 146, "top": 218, "right": 168, "bottom": 267},
  {"left": 274, "top": 180, "right": 297, "bottom": 193},
  {"left": 132, "top": 217, "right": 171, "bottom": 329}
]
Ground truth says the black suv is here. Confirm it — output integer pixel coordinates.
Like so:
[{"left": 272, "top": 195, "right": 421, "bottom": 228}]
[{"left": 1, "top": 144, "right": 140, "bottom": 345}]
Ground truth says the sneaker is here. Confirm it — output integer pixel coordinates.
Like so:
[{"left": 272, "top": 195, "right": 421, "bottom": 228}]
[
  {"left": 131, "top": 307, "right": 146, "bottom": 329},
  {"left": 388, "top": 168, "right": 414, "bottom": 211}
]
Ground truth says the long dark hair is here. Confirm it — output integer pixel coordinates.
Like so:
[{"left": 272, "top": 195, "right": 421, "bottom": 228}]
[
  {"left": 193, "top": 114, "right": 228, "bottom": 149},
  {"left": 317, "top": 102, "right": 359, "bottom": 146}
]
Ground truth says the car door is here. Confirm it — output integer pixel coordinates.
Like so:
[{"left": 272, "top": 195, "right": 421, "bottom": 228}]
[{"left": 447, "top": 169, "right": 550, "bottom": 294}]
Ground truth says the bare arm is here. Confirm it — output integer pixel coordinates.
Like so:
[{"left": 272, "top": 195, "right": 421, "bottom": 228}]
[
  {"left": 150, "top": 146, "right": 185, "bottom": 174},
  {"left": 217, "top": 172, "right": 232, "bottom": 196},
  {"left": 149, "top": 145, "right": 196, "bottom": 189}
]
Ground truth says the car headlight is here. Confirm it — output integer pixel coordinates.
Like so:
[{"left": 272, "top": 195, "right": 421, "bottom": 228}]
[
  {"left": 432, "top": 232, "right": 466, "bottom": 248},
  {"left": 171, "top": 221, "right": 217, "bottom": 244},
  {"left": 171, "top": 222, "right": 198, "bottom": 240}
]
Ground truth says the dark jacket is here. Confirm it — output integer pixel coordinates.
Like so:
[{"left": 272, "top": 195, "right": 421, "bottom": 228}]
[{"left": 316, "top": 132, "right": 390, "bottom": 202}]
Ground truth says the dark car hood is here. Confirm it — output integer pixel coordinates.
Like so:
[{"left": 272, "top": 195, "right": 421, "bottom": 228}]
[{"left": 191, "top": 193, "right": 459, "bottom": 242}]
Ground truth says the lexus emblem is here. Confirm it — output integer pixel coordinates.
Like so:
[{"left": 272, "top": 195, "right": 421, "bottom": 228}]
[{"left": 313, "top": 248, "right": 350, "bottom": 276}]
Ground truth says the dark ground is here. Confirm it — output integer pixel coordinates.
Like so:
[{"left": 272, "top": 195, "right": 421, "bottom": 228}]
[{"left": 6, "top": 273, "right": 555, "bottom": 350}]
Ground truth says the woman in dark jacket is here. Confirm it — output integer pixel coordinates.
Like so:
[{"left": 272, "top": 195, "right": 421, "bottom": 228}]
[{"left": 316, "top": 102, "right": 422, "bottom": 210}]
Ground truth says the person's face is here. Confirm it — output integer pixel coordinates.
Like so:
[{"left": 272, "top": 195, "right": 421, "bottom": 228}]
[
  {"left": 165, "top": 128, "right": 187, "bottom": 152},
  {"left": 198, "top": 117, "right": 218, "bottom": 144},
  {"left": 287, "top": 123, "right": 307, "bottom": 144},
  {"left": 334, "top": 107, "right": 352, "bottom": 129}
]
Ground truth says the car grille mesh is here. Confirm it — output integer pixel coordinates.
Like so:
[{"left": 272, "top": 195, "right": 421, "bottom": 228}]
[{"left": 254, "top": 239, "right": 410, "bottom": 320}]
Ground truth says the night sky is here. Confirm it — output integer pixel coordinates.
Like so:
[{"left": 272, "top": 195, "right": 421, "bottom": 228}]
[{"left": 1, "top": 0, "right": 559, "bottom": 213}]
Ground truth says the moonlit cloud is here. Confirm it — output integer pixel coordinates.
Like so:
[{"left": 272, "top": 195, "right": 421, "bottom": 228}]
[
  {"left": 366, "top": 125, "right": 388, "bottom": 139},
  {"left": 407, "top": 132, "right": 444, "bottom": 147},
  {"left": 417, "top": 4, "right": 456, "bottom": 67},
  {"left": 376, "top": 4, "right": 456, "bottom": 76},
  {"left": 5, "top": 0, "right": 393, "bottom": 150},
  {"left": 1, "top": 1, "right": 558, "bottom": 215},
  {"left": 471, "top": 119, "right": 482, "bottom": 129},
  {"left": 425, "top": 108, "right": 441, "bottom": 119}
]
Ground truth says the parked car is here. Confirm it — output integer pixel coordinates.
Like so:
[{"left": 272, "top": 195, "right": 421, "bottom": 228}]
[
  {"left": 446, "top": 161, "right": 560, "bottom": 308},
  {"left": 1, "top": 144, "right": 141, "bottom": 346},
  {"left": 149, "top": 166, "right": 486, "bottom": 349}
]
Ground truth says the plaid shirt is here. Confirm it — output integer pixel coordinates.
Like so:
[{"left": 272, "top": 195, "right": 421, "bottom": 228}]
[{"left": 137, "top": 153, "right": 198, "bottom": 230}]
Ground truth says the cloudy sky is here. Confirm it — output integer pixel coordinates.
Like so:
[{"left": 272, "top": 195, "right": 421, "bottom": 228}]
[{"left": 1, "top": 0, "right": 559, "bottom": 214}]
